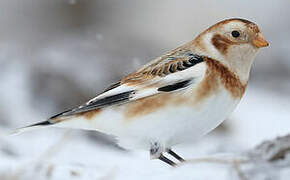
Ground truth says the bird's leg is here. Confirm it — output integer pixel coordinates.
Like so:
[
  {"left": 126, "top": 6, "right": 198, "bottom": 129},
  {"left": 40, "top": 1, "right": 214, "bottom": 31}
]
[
  {"left": 167, "top": 149, "right": 185, "bottom": 162},
  {"left": 150, "top": 142, "right": 176, "bottom": 166},
  {"left": 158, "top": 154, "right": 176, "bottom": 166}
]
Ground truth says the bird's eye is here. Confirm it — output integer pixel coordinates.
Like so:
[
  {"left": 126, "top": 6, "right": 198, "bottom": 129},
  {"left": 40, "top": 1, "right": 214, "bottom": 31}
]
[{"left": 231, "top": 30, "right": 240, "bottom": 38}]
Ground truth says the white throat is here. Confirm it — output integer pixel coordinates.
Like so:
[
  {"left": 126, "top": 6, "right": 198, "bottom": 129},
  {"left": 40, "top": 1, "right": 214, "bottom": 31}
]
[{"left": 224, "top": 44, "right": 258, "bottom": 84}]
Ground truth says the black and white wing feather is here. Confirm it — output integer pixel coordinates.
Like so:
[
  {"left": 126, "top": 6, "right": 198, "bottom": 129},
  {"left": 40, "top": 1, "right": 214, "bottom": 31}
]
[
  {"left": 52, "top": 50, "right": 205, "bottom": 119},
  {"left": 14, "top": 50, "right": 206, "bottom": 134}
]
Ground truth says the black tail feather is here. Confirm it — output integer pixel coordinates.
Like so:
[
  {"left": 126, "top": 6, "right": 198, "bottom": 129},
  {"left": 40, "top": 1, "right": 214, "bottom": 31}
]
[
  {"left": 10, "top": 119, "right": 54, "bottom": 135},
  {"left": 26, "top": 120, "right": 53, "bottom": 127}
]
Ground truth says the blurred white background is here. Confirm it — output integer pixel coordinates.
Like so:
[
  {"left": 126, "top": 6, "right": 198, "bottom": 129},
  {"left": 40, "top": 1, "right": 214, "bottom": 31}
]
[{"left": 0, "top": 0, "right": 289, "bottom": 179}]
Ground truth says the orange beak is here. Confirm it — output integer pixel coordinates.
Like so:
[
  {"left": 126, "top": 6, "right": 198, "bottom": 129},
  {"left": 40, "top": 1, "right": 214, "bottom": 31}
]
[{"left": 252, "top": 33, "right": 269, "bottom": 48}]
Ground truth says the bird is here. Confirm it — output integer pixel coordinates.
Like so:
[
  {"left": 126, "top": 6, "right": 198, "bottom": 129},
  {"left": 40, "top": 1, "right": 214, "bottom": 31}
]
[{"left": 15, "top": 18, "right": 268, "bottom": 166}]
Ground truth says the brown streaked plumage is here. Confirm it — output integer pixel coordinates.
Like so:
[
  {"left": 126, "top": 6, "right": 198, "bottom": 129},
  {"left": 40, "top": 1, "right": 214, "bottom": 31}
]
[
  {"left": 120, "top": 48, "right": 202, "bottom": 86},
  {"left": 121, "top": 70, "right": 155, "bottom": 86}
]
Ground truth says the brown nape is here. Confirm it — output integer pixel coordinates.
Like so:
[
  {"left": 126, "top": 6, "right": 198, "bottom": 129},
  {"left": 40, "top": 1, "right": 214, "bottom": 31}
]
[
  {"left": 77, "top": 109, "right": 102, "bottom": 120},
  {"left": 203, "top": 57, "right": 247, "bottom": 98},
  {"left": 211, "top": 34, "right": 234, "bottom": 55}
]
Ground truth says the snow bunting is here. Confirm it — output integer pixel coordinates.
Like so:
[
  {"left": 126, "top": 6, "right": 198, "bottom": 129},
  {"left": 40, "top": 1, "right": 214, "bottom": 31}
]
[{"left": 16, "top": 18, "right": 268, "bottom": 166}]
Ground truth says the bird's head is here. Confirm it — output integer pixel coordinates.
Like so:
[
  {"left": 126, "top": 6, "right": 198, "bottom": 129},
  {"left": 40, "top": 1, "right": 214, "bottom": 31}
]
[{"left": 192, "top": 18, "right": 269, "bottom": 83}]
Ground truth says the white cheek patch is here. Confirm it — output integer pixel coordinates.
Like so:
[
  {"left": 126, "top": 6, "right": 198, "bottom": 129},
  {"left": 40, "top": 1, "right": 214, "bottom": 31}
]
[{"left": 199, "top": 32, "right": 224, "bottom": 60}]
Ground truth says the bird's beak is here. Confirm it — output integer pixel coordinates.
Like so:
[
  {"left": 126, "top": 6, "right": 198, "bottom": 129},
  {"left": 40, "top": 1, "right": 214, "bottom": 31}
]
[{"left": 252, "top": 33, "right": 269, "bottom": 48}]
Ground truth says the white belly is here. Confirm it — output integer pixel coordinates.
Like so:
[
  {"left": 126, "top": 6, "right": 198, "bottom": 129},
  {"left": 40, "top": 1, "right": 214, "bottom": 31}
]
[
  {"left": 57, "top": 88, "right": 240, "bottom": 150},
  {"left": 117, "top": 89, "right": 240, "bottom": 149}
]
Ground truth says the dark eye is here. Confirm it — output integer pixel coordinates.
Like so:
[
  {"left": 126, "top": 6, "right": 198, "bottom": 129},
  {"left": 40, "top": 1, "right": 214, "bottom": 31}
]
[{"left": 231, "top": 30, "right": 240, "bottom": 38}]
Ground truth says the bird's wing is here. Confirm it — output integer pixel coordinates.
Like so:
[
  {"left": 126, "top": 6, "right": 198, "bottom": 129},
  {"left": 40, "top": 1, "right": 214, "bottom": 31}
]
[
  {"left": 50, "top": 49, "right": 206, "bottom": 120},
  {"left": 11, "top": 49, "right": 206, "bottom": 135}
]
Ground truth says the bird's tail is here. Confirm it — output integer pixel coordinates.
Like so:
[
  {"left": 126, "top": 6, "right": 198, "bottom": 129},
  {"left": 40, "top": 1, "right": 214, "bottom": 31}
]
[
  {"left": 8, "top": 108, "right": 77, "bottom": 136},
  {"left": 9, "top": 119, "right": 56, "bottom": 136},
  {"left": 8, "top": 108, "right": 100, "bottom": 136}
]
